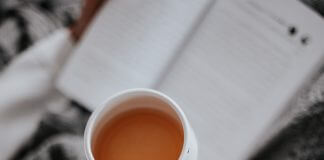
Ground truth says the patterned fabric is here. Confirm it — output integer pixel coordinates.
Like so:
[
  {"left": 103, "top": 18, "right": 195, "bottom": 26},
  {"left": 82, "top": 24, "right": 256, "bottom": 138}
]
[
  {"left": 252, "top": 69, "right": 324, "bottom": 160},
  {"left": 0, "top": 0, "right": 89, "bottom": 160},
  {"left": 1, "top": 0, "right": 324, "bottom": 160},
  {"left": 300, "top": 0, "right": 324, "bottom": 17},
  {"left": 0, "top": 0, "right": 82, "bottom": 71},
  {"left": 253, "top": 102, "right": 324, "bottom": 160},
  {"left": 11, "top": 101, "right": 90, "bottom": 160}
]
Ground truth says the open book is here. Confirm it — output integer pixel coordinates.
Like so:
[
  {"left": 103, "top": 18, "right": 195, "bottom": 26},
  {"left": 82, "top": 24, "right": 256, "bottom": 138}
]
[{"left": 57, "top": 0, "right": 324, "bottom": 159}]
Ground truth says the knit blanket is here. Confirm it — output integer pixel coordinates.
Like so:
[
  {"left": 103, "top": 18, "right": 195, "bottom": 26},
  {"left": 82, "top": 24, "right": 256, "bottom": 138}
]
[
  {"left": 1, "top": 0, "right": 324, "bottom": 159},
  {"left": 0, "top": 0, "right": 89, "bottom": 160}
]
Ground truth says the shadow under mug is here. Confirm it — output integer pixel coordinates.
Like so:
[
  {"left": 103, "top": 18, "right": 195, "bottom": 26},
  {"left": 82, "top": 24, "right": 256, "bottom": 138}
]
[{"left": 84, "top": 88, "right": 198, "bottom": 160}]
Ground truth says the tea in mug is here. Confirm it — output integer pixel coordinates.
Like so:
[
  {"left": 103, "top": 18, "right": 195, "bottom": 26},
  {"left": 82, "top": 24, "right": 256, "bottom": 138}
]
[{"left": 92, "top": 108, "right": 184, "bottom": 160}]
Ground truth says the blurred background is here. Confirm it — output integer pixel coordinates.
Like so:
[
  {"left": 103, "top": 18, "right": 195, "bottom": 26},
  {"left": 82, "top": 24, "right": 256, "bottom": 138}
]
[{"left": 1, "top": 0, "right": 324, "bottom": 160}]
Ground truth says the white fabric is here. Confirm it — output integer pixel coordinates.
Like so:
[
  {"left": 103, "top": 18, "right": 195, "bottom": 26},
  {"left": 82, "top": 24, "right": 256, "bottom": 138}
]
[{"left": 0, "top": 29, "right": 73, "bottom": 159}]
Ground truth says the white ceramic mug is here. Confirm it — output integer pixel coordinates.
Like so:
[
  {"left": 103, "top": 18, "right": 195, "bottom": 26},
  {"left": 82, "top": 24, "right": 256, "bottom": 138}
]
[{"left": 84, "top": 88, "right": 198, "bottom": 160}]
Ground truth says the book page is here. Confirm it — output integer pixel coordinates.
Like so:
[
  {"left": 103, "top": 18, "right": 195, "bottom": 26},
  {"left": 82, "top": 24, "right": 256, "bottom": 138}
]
[
  {"left": 157, "top": 0, "right": 324, "bottom": 159},
  {"left": 56, "top": 0, "right": 213, "bottom": 108}
]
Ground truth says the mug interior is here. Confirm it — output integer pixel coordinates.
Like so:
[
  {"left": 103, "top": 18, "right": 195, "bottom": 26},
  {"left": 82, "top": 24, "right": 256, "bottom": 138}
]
[{"left": 85, "top": 90, "right": 187, "bottom": 159}]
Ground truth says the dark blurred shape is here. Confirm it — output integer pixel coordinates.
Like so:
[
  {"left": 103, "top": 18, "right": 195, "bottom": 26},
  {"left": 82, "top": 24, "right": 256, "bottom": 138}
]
[
  {"left": 301, "top": 35, "right": 310, "bottom": 45},
  {"left": 251, "top": 102, "right": 324, "bottom": 160},
  {"left": 288, "top": 26, "right": 297, "bottom": 36},
  {"left": 300, "top": 0, "right": 324, "bottom": 17}
]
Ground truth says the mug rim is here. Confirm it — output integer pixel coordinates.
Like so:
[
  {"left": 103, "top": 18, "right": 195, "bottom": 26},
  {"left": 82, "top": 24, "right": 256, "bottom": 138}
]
[{"left": 84, "top": 88, "right": 190, "bottom": 160}]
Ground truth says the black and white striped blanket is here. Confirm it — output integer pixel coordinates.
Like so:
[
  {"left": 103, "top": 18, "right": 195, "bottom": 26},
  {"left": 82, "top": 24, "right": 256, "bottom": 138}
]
[
  {"left": 0, "top": 0, "right": 89, "bottom": 160},
  {"left": 1, "top": 0, "right": 324, "bottom": 159}
]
